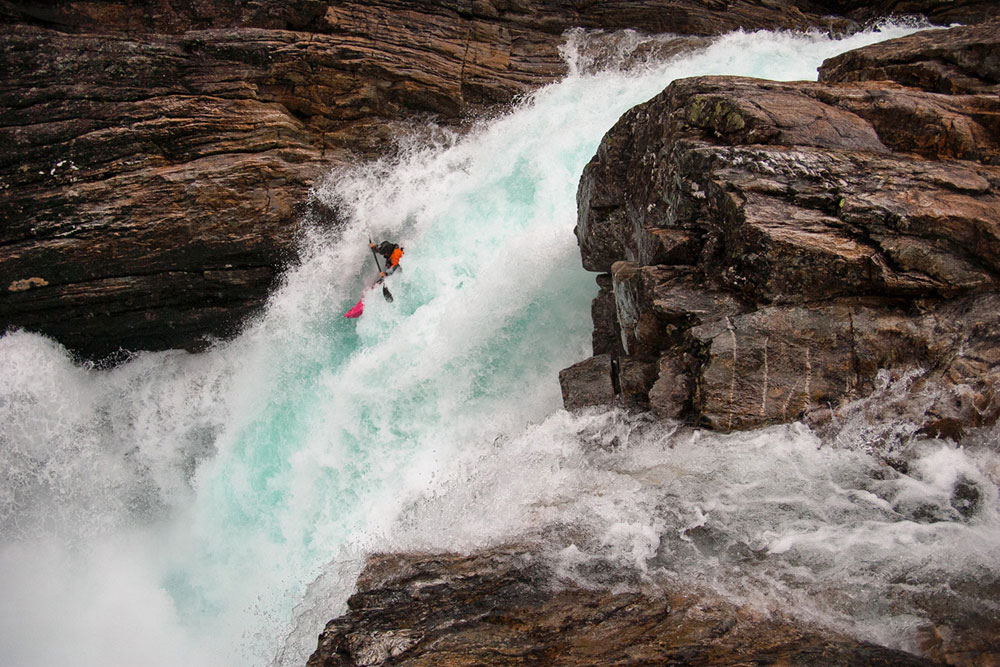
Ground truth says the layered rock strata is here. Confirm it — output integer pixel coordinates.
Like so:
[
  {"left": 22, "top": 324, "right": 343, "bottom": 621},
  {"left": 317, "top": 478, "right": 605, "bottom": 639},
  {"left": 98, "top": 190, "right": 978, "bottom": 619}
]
[
  {"left": 0, "top": 12, "right": 562, "bottom": 359},
  {"left": 562, "top": 20, "right": 1000, "bottom": 437},
  {"left": 308, "top": 547, "right": 938, "bottom": 667}
]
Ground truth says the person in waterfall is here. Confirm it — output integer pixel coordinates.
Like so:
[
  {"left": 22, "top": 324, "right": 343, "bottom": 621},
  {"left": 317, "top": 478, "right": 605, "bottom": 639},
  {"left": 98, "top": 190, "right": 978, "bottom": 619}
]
[
  {"left": 344, "top": 239, "right": 403, "bottom": 318},
  {"left": 370, "top": 240, "right": 404, "bottom": 277}
]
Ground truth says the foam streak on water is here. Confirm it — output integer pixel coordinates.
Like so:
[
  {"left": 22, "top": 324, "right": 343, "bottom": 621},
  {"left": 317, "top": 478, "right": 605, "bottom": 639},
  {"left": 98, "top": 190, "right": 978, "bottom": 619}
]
[{"left": 3, "top": 21, "right": 994, "bottom": 667}]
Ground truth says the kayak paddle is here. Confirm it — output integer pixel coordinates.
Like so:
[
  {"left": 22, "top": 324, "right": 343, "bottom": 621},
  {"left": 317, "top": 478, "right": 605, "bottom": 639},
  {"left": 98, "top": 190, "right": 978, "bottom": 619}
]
[{"left": 369, "top": 239, "right": 394, "bottom": 302}]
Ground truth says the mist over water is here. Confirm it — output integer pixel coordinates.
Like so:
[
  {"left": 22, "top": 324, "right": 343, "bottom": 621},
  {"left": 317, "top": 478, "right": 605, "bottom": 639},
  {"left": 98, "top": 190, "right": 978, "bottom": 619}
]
[{"left": 3, "top": 22, "right": 997, "bottom": 667}]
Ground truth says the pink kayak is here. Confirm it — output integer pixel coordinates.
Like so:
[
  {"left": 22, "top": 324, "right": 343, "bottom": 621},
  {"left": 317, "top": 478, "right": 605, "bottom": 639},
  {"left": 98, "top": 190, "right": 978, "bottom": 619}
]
[{"left": 343, "top": 299, "right": 364, "bottom": 318}]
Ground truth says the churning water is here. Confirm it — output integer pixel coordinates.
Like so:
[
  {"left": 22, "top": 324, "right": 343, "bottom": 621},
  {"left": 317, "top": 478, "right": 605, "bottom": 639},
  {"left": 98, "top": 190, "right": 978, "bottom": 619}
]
[{"left": 3, "top": 21, "right": 997, "bottom": 667}]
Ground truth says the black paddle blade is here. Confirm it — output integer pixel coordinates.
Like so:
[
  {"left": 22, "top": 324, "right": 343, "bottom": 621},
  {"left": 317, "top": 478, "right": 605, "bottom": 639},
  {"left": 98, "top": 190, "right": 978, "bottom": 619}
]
[{"left": 382, "top": 285, "right": 394, "bottom": 302}]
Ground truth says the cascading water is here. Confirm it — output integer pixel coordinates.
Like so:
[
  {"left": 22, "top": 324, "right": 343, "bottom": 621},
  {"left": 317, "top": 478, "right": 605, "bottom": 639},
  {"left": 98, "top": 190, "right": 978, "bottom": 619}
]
[{"left": 2, "top": 21, "right": 997, "bottom": 667}]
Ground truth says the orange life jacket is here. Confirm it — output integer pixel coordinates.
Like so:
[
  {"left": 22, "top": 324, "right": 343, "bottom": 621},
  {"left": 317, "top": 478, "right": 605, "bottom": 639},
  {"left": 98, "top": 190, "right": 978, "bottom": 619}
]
[{"left": 389, "top": 247, "right": 404, "bottom": 267}]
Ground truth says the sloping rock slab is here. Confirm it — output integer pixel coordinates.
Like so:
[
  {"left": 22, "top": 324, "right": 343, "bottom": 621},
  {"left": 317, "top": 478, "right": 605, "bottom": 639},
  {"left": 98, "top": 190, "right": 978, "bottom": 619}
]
[
  {"left": 308, "top": 547, "right": 938, "bottom": 666},
  {"left": 819, "top": 18, "right": 1000, "bottom": 95}
]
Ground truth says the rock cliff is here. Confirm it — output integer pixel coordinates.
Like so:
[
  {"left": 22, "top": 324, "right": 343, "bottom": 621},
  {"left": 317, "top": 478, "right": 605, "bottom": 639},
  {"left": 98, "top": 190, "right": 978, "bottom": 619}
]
[{"left": 562, "top": 19, "right": 1000, "bottom": 440}]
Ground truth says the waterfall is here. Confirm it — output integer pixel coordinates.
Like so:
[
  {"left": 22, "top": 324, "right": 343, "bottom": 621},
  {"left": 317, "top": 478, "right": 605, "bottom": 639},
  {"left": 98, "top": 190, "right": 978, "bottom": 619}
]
[{"left": 5, "top": 21, "right": 994, "bottom": 667}]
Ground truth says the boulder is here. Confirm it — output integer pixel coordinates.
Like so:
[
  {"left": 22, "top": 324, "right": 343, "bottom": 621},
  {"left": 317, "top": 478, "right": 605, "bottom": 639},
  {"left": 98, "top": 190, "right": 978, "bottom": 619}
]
[{"left": 559, "top": 354, "right": 615, "bottom": 410}]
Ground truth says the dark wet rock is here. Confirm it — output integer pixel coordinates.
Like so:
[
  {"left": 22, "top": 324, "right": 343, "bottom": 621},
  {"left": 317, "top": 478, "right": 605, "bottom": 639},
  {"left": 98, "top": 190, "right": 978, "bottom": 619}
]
[
  {"left": 559, "top": 353, "right": 615, "bottom": 410},
  {"left": 589, "top": 273, "right": 621, "bottom": 358},
  {"left": 649, "top": 352, "right": 692, "bottom": 419},
  {"left": 307, "top": 546, "right": 940, "bottom": 667},
  {"left": 617, "top": 356, "right": 659, "bottom": 409},
  {"left": 950, "top": 476, "right": 983, "bottom": 519},
  {"left": 819, "top": 18, "right": 1000, "bottom": 96},
  {"left": 834, "top": 1, "right": 1000, "bottom": 26},
  {"left": 566, "top": 20, "right": 1000, "bottom": 437}
]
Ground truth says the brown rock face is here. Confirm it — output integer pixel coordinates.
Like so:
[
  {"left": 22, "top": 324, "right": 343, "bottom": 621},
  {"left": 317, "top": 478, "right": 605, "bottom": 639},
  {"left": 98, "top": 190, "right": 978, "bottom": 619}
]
[
  {"left": 819, "top": 19, "right": 1000, "bottom": 96},
  {"left": 0, "top": 1, "right": 856, "bottom": 39},
  {"left": 564, "top": 20, "right": 1000, "bottom": 437},
  {"left": 0, "top": 0, "right": 871, "bottom": 361},
  {"left": 307, "top": 547, "right": 938, "bottom": 667},
  {"left": 0, "top": 29, "right": 336, "bottom": 356}
]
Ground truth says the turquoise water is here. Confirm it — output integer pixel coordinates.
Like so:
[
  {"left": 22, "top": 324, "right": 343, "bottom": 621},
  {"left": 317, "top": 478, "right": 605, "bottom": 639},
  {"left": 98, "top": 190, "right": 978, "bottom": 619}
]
[{"left": 5, "top": 22, "right": 997, "bottom": 667}]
